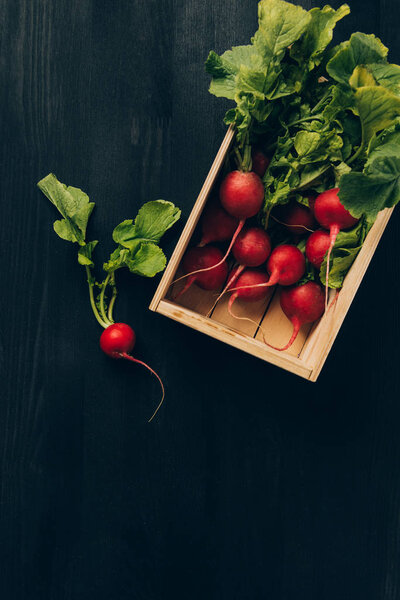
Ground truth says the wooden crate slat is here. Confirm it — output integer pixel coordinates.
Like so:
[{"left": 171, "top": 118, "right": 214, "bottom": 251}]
[
  {"left": 157, "top": 300, "right": 313, "bottom": 379},
  {"left": 211, "top": 289, "right": 274, "bottom": 337},
  {"left": 301, "top": 207, "right": 394, "bottom": 379},
  {"left": 172, "top": 283, "right": 221, "bottom": 316}
]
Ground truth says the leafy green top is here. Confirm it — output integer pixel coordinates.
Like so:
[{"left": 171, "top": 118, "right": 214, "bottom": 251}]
[
  {"left": 38, "top": 173, "right": 180, "bottom": 327},
  {"left": 205, "top": 0, "right": 400, "bottom": 225},
  {"left": 38, "top": 174, "right": 180, "bottom": 277}
]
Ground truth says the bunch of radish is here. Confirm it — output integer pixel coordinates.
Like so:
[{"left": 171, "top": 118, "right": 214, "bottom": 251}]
[{"left": 172, "top": 151, "right": 358, "bottom": 352}]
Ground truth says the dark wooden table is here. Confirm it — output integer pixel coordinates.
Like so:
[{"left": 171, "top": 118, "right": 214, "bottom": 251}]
[{"left": 1, "top": 1, "right": 400, "bottom": 598}]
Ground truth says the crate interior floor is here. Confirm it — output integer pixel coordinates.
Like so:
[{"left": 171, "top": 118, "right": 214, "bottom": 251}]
[{"left": 168, "top": 269, "right": 321, "bottom": 359}]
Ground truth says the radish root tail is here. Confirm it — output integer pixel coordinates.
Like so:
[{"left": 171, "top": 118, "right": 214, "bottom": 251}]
[
  {"left": 170, "top": 219, "right": 245, "bottom": 288},
  {"left": 120, "top": 353, "right": 165, "bottom": 423},
  {"left": 228, "top": 294, "right": 268, "bottom": 343},
  {"left": 325, "top": 224, "right": 340, "bottom": 311},
  {"left": 271, "top": 215, "right": 315, "bottom": 233},
  {"left": 206, "top": 264, "right": 245, "bottom": 318},
  {"left": 172, "top": 276, "right": 195, "bottom": 302},
  {"left": 265, "top": 318, "right": 301, "bottom": 352}
]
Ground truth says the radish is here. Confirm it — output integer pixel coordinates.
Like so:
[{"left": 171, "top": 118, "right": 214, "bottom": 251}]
[
  {"left": 222, "top": 244, "right": 305, "bottom": 300},
  {"left": 172, "top": 169, "right": 264, "bottom": 288},
  {"left": 198, "top": 202, "right": 239, "bottom": 247},
  {"left": 305, "top": 230, "right": 331, "bottom": 269},
  {"left": 38, "top": 174, "right": 181, "bottom": 424},
  {"left": 251, "top": 149, "right": 270, "bottom": 178},
  {"left": 267, "top": 244, "right": 305, "bottom": 287},
  {"left": 232, "top": 227, "right": 272, "bottom": 267},
  {"left": 267, "top": 282, "right": 325, "bottom": 352},
  {"left": 100, "top": 323, "right": 165, "bottom": 422},
  {"left": 206, "top": 227, "right": 272, "bottom": 317},
  {"left": 314, "top": 187, "right": 359, "bottom": 307},
  {"left": 273, "top": 201, "right": 315, "bottom": 235},
  {"left": 173, "top": 246, "right": 228, "bottom": 299},
  {"left": 220, "top": 170, "right": 264, "bottom": 220}
]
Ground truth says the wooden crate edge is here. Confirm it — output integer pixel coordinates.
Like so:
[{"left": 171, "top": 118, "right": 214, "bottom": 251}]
[
  {"left": 302, "top": 206, "right": 394, "bottom": 379},
  {"left": 157, "top": 300, "right": 313, "bottom": 380}
]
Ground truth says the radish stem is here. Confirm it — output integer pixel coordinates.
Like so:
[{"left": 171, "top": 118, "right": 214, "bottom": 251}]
[
  {"left": 107, "top": 272, "right": 117, "bottom": 322},
  {"left": 85, "top": 266, "right": 109, "bottom": 329},
  {"left": 99, "top": 274, "right": 112, "bottom": 325}
]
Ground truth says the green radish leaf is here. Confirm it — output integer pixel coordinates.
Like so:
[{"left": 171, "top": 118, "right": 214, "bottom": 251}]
[
  {"left": 254, "top": 0, "right": 311, "bottom": 64},
  {"left": 125, "top": 243, "right": 167, "bottom": 277},
  {"left": 205, "top": 0, "right": 312, "bottom": 141},
  {"left": 103, "top": 247, "right": 130, "bottom": 273},
  {"left": 349, "top": 65, "right": 376, "bottom": 89},
  {"left": 78, "top": 241, "right": 98, "bottom": 266},
  {"left": 105, "top": 200, "right": 180, "bottom": 276},
  {"left": 132, "top": 200, "right": 181, "bottom": 243},
  {"left": 369, "top": 63, "right": 400, "bottom": 95},
  {"left": 339, "top": 141, "right": 400, "bottom": 220},
  {"left": 294, "top": 131, "right": 321, "bottom": 157},
  {"left": 206, "top": 46, "right": 262, "bottom": 100},
  {"left": 290, "top": 4, "right": 350, "bottom": 69},
  {"left": 354, "top": 86, "right": 400, "bottom": 152},
  {"left": 326, "top": 32, "right": 388, "bottom": 85},
  {"left": 103, "top": 243, "right": 166, "bottom": 277},
  {"left": 112, "top": 200, "right": 181, "bottom": 250},
  {"left": 320, "top": 246, "right": 362, "bottom": 288},
  {"left": 38, "top": 173, "right": 95, "bottom": 245},
  {"left": 319, "top": 219, "right": 371, "bottom": 287}
]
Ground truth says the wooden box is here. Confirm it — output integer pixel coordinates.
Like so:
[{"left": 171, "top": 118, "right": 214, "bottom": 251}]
[{"left": 150, "top": 127, "right": 393, "bottom": 381}]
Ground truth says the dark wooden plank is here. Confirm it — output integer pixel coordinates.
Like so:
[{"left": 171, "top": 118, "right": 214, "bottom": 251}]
[{"left": 1, "top": 1, "right": 400, "bottom": 599}]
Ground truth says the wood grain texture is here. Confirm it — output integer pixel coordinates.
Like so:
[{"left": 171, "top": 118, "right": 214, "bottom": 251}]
[{"left": 1, "top": 1, "right": 400, "bottom": 600}]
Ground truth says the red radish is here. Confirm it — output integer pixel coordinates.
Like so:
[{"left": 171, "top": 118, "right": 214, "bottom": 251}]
[
  {"left": 223, "top": 244, "right": 305, "bottom": 299},
  {"left": 232, "top": 227, "right": 272, "bottom": 267},
  {"left": 220, "top": 170, "right": 264, "bottom": 219},
  {"left": 173, "top": 246, "right": 228, "bottom": 299},
  {"left": 228, "top": 269, "right": 270, "bottom": 302},
  {"left": 274, "top": 201, "right": 315, "bottom": 235},
  {"left": 171, "top": 169, "right": 264, "bottom": 289},
  {"left": 305, "top": 230, "right": 331, "bottom": 269},
  {"left": 267, "top": 282, "right": 325, "bottom": 351},
  {"left": 206, "top": 227, "right": 272, "bottom": 317},
  {"left": 198, "top": 202, "right": 239, "bottom": 247},
  {"left": 251, "top": 149, "right": 270, "bottom": 178},
  {"left": 314, "top": 187, "right": 359, "bottom": 307},
  {"left": 267, "top": 244, "right": 305, "bottom": 287},
  {"left": 100, "top": 323, "right": 165, "bottom": 422}
]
